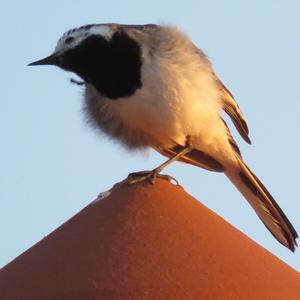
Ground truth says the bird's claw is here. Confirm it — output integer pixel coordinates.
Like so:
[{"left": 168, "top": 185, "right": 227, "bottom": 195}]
[
  {"left": 126, "top": 170, "right": 179, "bottom": 186},
  {"left": 70, "top": 78, "right": 85, "bottom": 85}
]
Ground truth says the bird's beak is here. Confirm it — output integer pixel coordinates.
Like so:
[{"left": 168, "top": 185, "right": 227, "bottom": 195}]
[{"left": 28, "top": 53, "right": 62, "bottom": 66}]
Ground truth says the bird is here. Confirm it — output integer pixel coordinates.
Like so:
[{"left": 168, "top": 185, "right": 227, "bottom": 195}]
[{"left": 29, "top": 23, "right": 298, "bottom": 251}]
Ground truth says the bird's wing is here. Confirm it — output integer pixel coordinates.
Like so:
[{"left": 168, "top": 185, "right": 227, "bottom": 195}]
[
  {"left": 216, "top": 77, "right": 251, "bottom": 144},
  {"left": 193, "top": 46, "right": 250, "bottom": 144},
  {"left": 221, "top": 118, "right": 242, "bottom": 158},
  {"left": 156, "top": 144, "right": 224, "bottom": 173}
]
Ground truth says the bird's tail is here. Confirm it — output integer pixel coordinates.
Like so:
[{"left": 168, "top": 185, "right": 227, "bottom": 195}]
[{"left": 225, "top": 155, "right": 298, "bottom": 251}]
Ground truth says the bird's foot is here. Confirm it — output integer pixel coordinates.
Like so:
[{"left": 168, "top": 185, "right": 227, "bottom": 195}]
[
  {"left": 126, "top": 170, "right": 179, "bottom": 185},
  {"left": 70, "top": 78, "right": 85, "bottom": 85}
]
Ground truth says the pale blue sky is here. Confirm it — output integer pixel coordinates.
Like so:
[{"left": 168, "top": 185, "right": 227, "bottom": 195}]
[{"left": 1, "top": 1, "right": 300, "bottom": 271}]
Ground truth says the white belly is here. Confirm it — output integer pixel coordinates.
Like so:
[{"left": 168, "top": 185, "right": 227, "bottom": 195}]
[{"left": 84, "top": 55, "right": 223, "bottom": 151}]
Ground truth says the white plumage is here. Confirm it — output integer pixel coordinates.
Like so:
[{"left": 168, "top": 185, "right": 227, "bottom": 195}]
[
  {"left": 29, "top": 23, "right": 298, "bottom": 251},
  {"left": 85, "top": 26, "right": 228, "bottom": 157}
]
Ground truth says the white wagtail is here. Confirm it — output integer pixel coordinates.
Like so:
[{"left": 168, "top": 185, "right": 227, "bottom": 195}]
[{"left": 29, "top": 23, "right": 298, "bottom": 251}]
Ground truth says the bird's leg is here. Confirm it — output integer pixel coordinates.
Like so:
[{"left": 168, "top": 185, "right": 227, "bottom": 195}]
[
  {"left": 127, "top": 144, "right": 192, "bottom": 185},
  {"left": 153, "top": 145, "right": 192, "bottom": 173}
]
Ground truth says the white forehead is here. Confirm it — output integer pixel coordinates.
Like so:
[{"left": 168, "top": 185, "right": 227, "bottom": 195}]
[{"left": 54, "top": 24, "right": 115, "bottom": 53}]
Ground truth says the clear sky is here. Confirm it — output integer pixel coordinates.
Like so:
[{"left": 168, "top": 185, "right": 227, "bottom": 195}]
[{"left": 1, "top": 1, "right": 300, "bottom": 271}]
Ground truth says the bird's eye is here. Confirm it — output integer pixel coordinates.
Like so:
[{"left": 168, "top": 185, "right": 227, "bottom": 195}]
[{"left": 65, "top": 37, "right": 74, "bottom": 44}]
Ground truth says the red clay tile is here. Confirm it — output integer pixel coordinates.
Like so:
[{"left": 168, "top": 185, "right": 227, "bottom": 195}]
[{"left": 0, "top": 178, "right": 300, "bottom": 299}]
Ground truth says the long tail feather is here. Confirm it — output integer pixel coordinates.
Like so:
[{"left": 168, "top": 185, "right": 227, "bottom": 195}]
[{"left": 225, "top": 156, "right": 298, "bottom": 251}]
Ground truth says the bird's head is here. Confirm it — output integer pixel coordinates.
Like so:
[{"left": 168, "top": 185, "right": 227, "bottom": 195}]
[
  {"left": 28, "top": 24, "right": 156, "bottom": 98},
  {"left": 29, "top": 24, "right": 117, "bottom": 73}
]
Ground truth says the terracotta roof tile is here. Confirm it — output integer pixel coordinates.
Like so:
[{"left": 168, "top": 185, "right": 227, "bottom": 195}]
[{"left": 0, "top": 178, "right": 300, "bottom": 299}]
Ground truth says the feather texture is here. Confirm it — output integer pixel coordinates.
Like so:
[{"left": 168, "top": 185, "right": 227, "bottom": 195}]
[
  {"left": 29, "top": 23, "right": 298, "bottom": 251},
  {"left": 216, "top": 77, "right": 251, "bottom": 144},
  {"left": 225, "top": 154, "right": 298, "bottom": 251}
]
